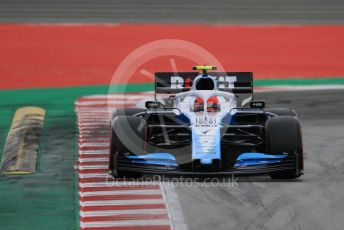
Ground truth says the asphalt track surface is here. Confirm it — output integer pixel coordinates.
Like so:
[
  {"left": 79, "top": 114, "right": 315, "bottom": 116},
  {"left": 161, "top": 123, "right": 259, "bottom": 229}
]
[
  {"left": 0, "top": 0, "right": 344, "bottom": 24},
  {"left": 166, "top": 89, "right": 344, "bottom": 230}
]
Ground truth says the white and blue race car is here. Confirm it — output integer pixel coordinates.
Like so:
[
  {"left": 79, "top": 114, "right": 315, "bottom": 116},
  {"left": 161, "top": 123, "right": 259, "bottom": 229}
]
[{"left": 109, "top": 66, "right": 304, "bottom": 179}]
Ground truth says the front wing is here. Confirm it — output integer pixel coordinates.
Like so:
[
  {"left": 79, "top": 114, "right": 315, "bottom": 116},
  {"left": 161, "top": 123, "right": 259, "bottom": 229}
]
[{"left": 112, "top": 153, "right": 299, "bottom": 176}]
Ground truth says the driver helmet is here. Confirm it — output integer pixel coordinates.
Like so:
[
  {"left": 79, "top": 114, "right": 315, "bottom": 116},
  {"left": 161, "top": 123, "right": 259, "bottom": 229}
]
[{"left": 193, "top": 96, "right": 219, "bottom": 112}]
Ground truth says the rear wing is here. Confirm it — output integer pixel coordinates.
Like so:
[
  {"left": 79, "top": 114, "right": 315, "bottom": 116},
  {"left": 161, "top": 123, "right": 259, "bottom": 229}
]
[
  {"left": 155, "top": 72, "right": 253, "bottom": 94},
  {"left": 155, "top": 72, "right": 253, "bottom": 107}
]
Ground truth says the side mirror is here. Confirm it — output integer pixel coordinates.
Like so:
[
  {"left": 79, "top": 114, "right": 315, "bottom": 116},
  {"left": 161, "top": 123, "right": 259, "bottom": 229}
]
[
  {"left": 250, "top": 101, "right": 265, "bottom": 109},
  {"left": 145, "top": 101, "right": 163, "bottom": 109}
]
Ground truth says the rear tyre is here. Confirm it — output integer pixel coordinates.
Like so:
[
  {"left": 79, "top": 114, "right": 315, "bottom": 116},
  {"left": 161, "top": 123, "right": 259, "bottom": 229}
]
[
  {"left": 265, "top": 116, "right": 303, "bottom": 179},
  {"left": 110, "top": 116, "right": 146, "bottom": 178},
  {"left": 264, "top": 108, "right": 296, "bottom": 116}
]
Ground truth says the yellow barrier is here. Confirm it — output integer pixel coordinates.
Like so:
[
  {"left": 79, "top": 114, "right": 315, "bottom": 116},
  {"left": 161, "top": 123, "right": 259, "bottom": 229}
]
[{"left": 0, "top": 107, "right": 45, "bottom": 174}]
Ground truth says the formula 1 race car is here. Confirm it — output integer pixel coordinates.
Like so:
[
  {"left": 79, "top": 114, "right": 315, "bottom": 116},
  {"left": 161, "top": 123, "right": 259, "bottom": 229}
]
[{"left": 109, "top": 66, "right": 304, "bottom": 179}]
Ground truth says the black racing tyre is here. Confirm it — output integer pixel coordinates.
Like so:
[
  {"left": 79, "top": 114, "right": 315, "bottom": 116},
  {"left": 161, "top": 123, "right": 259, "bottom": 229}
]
[
  {"left": 112, "top": 108, "right": 146, "bottom": 120},
  {"left": 264, "top": 108, "right": 297, "bottom": 117},
  {"left": 110, "top": 116, "right": 146, "bottom": 178},
  {"left": 265, "top": 116, "right": 303, "bottom": 179}
]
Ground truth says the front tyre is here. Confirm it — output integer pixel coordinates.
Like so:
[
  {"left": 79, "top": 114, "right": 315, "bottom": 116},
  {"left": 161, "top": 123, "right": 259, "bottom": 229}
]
[
  {"left": 110, "top": 116, "right": 146, "bottom": 178},
  {"left": 112, "top": 108, "right": 146, "bottom": 120},
  {"left": 265, "top": 116, "right": 303, "bottom": 179}
]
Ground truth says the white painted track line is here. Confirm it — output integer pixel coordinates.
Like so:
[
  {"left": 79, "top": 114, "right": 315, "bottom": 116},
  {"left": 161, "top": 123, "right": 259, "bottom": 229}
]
[
  {"left": 79, "top": 158, "right": 108, "bottom": 162},
  {"left": 79, "top": 189, "right": 162, "bottom": 197},
  {"left": 80, "top": 219, "right": 170, "bottom": 228},
  {"left": 80, "top": 209, "right": 168, "bottom": 217},
  {"left": 79, "top": 199, "right": 165, "bottom": 206}
]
